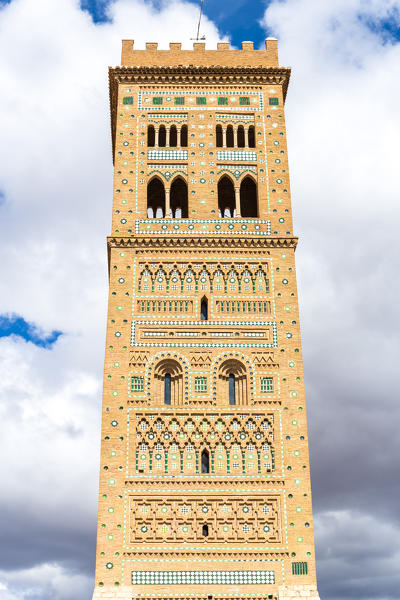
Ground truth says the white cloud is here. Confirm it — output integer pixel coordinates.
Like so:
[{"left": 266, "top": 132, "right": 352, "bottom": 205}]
[
  {"left": 0, "top": 563, "right": 92, "bottom": 600},
  {"left": 0, "top": 0, "right": 400, "bottom": 599},
  {"left": 262, "top": 1, "right": 400, "bottom": 597},
  {"left": 0, "top": 1, "right": 225, "bottom": 598}
]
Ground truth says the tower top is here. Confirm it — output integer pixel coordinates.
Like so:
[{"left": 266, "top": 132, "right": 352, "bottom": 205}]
[{"left": 121, "top": 38, "right": 279, "bottom": 67}]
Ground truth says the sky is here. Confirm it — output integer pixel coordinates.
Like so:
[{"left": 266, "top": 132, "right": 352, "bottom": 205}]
[{"left": 0, "top": 0, "right": 399, "bottom": 598}]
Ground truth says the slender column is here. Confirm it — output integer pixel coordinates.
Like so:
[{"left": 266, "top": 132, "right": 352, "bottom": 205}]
[
  {"left": 165, "top": 187, "right": 171, "bottom": 218},
  {"left": 177, "top": 126, "right": 181, "bottom": 148},
  {"left": 166, "top": 126, "right": 170, "bottom": 147},
  {"left": 233, "top": 126, "right": 238, "bottom": 148},
  {"left": 244, "top": 126, "right": 249, "bottom": 148},
  {"left": 222, "top": 127, "right": 227, "bottom": 148},
  {"left": 155, "top": 126, "right": 159, "bottom": 147},
  {"left": 235, "top": 187, "right": 241, "bottom": 217}
]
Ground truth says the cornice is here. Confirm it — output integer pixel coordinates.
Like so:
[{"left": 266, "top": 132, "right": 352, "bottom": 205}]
[
  {"left": 107, "top": 236, "right": 298, "bottom": 250},
  {"left": 109, "top": 65, "right": 290, "bottom": 88}
]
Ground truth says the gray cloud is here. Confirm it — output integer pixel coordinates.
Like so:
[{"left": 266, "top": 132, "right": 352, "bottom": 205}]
[
  {"left": 263, "top": 0, "right": 400, "bottom": 597},
  {"left": 0, "top": 0, "right": 399, "bottom": 598}
]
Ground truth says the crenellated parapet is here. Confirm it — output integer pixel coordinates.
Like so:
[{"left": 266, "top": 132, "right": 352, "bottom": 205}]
[{"left": 121, "top": 39, "right": 280, "bottom": 67}]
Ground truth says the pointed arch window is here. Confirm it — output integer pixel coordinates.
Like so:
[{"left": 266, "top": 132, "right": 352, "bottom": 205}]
[
  {"left": 202, "top": 524, "right": 209, "bottom": 537},
  {"left": 170, "top": 177, "right": 188, "bottom": 218},
  {"left": 240, "top": 177, "right": 258, "bottom": 218},
  {"left": 218, "top": 176, "right": 235, "bottom": 218},
  {"left": 147, "top": 177, "right": 165, "bottom": 219}
]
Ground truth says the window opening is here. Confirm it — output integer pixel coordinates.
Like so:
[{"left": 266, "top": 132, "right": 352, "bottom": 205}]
[
  {"left": 164, "top": 373, "right": 171, "bottom": 405},
  {"left": 180, "top": 124, "right": 188, "bottom": 147},
  {"left": 216, "top": 124, "right": 223, "bottom": 147},
  {"left": 201, "top": 297, "right": 208, "bottom": 321},
  {"left": 201, "top": 449, "right": 210, "bottom": 473},
  {"left": 147, "top": 125, "right": 155, "bottom": 147},
  {"left": 169, "top": 125, "right": 177, "bottom": 147},
  {"left": 229, "top": 373, "right": 236, "bottom": 405},
  {"left": 226, "top": 125, "right": 234, "bottom": 147},
  {"left": 218, "top": 176, "right": 235, "bottom": 218},
  {"left": 240, "top": 176, "right": 258, "bottom": 218},
  {"left": 170, "top": 177, "right": 188, "bottom": 218},
  {"left": 158, "top": 125, "right": 166, "bottom": 147},
  {"left": 261, "top": 377, "right": 274, "bottom": 393},
  {"left": 248, "top": 125, "right": 255, "bottom": 148},
  {"left": 237, "top": 125, "right": 245, "bottom": 147},
  {"left": 147, "top": 177, "right": 165, "bottom": 219},
  {"left": 202, "top": 524, "right": 209, "bottom": 536}
]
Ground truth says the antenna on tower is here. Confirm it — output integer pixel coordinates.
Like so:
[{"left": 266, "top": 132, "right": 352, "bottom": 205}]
[{"left": 191, "top": 0, "right": 206, "bottom": 41}]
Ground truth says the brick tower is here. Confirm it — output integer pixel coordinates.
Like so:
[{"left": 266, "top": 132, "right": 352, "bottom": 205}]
[{"left": 92, "top": 39, "right": 320, "bottom": 600}]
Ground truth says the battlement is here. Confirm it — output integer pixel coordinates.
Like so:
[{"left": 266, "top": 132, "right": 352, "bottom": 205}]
[{"left": 121, "top": 38, "right": 279, "bottom": 67}]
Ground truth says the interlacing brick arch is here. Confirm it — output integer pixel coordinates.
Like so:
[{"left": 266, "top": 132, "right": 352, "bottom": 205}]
[
  {"left": 137, "top": 262, "right": 269, "bottom": 297},
  {"left": 133, "top": 412, "right": 276, "bottom": 476}
]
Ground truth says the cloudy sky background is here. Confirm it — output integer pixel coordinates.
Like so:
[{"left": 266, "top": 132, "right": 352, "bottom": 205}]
[{"left": 0, "top": 0, "right": 399, "bottom": 598}]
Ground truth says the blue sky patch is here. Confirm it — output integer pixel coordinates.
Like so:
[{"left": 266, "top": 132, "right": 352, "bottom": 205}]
[
  {"left": 360, "top": 8, "right": 400, "bottom": 43},
  {"left": 80, "top": 0, "right": 272, "bottom": 48},
  {"left": 80, "top": 0, "right": 111, "bottom": 23},
  {"left": 0, "top": 314, "right": 62, "bottom": 348}
]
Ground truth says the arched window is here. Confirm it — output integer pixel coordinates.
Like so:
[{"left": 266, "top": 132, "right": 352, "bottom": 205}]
[
  {"left": 248, "top": 125, "right": 255, "bottom": 148},
  {"left": 170, "top": 177, "right": 188, "bottom": 218},
  {"left": 240, "top": 177, "right": 258, "bottom": 218},
  {"left": 169, "top": 125, "right": 177, "bottom": 147},
  {"left": 147, "top": 178, "right": 165, "bottom": 219},
  {"left": 217, "top": 359, "right": 248, "bottom": 406},
  {"left": 180, "top": 125, "right": 188, "bottom": 147},
  {"left": 216, "top": 124, "right": 223, "bottom": 147},
  {"left": 154, "top": 359, "right": 183, "bottom": 406},
  {"left": 226, "top": 125, "right": 234, "bottom": 147},
  {"left": 202, "top": 524, "right": 209, "bottom": 537},
  {"left": 159, "top": 125, "right": 166, "bottom": 147},
  {"left": 147, "top": 125, "right": 155, "bottom": 147},
  {"left": 218, "top": 176, "right": 235, "bottom": 218},
  {"left": 237, "top": 125, "right": 245, "bottom": 148},
  {"left": 164, "top": 373, "right": 171, "bottom": 405},
  {"left": 229, "top": 373, "right": 236, "bottom": 405},
  {"left": 201, "top": 449, "right": 210, "bottom": 473},
  {"left": 201, "top": 297, "right": 208, "bottom": 321}
]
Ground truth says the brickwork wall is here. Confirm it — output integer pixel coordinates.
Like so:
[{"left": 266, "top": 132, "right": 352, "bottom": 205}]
[{"left": 92, "top": 39, "right": 320, "bottom": 600}]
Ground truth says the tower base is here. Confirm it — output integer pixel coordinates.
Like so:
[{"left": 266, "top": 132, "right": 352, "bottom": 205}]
[
  {"left": 92, "top": 586, "right": 132, "bottom": 599},
  {"left": 92, "top": 585, "right": 321, "bottom": 600},
  {"left": 278, "top": 584, "right": 320, "bottom": 599}
]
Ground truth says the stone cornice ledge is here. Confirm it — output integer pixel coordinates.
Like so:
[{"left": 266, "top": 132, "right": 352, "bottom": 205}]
[{"left": 107, "top": 236, "right": 298, "bottom": 250}]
